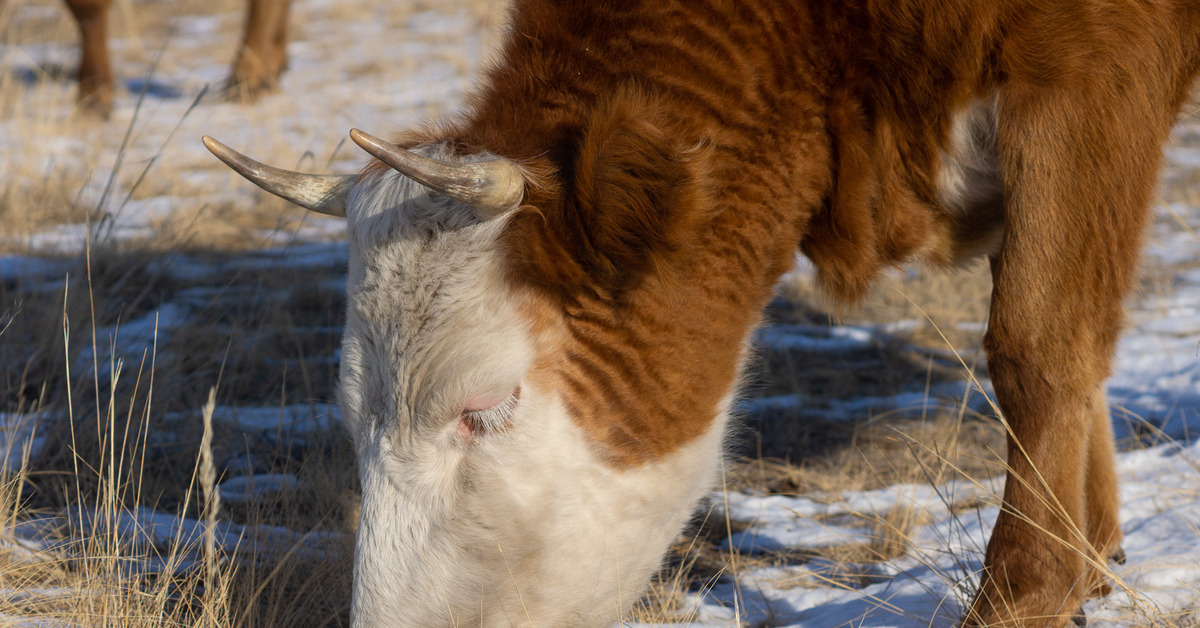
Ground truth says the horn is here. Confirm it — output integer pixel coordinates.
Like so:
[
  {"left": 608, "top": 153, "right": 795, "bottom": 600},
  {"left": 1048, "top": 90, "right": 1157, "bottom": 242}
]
[
  {"left": 349, "top": 129, "right": 523, "bottom": 218},
  {"left": 203, "top": 136, "right": 354, "bottom": 217}
]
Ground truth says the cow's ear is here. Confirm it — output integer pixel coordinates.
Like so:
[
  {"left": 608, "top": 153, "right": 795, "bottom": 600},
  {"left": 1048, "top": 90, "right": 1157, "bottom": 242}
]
[{"left": 568, "top": 93, "right": 709, "bottom": 293}]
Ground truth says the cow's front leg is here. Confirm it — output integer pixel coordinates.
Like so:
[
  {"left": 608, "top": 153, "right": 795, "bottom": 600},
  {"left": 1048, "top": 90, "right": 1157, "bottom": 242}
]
[
  {"left": 970, "top": 386, "right": 1126, "bottom": 624},
  {"left": 966, "top": 338, "right": 1097, "bottom": 627},
  {"left": 962, "top": 80, "right": 1163, "bottom": 626}
]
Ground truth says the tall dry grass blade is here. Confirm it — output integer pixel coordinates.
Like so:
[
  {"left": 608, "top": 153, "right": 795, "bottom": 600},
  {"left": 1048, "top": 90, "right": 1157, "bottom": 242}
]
[
  {"left": 92, "top": 31, "right": 173, "bottom": 243},
  {"left": 717, "top": 458, "right": 745, "bottom": 620},
  {"left": 113, "top": 86, "right": 210, "bottom": 230},
  {"left": 199, "top": 386, "right": 221, "bottom": 628}
]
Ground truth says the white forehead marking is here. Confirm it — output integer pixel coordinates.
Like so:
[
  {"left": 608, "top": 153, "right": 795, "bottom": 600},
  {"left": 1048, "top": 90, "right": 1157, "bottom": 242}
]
[
  {"left": 346, "top": 144, "right": 493, "bottom": 246},
  {"left": 337, "top": 148, "right": 530, "bottom": 443}
]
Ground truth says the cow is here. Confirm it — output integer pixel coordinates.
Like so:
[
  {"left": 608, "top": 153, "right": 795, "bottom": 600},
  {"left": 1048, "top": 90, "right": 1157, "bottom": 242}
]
[
  {"left": 203, "top": 0, "right": 1200, "bottom": 626},
  {"left": 61, "top": 0, "right": 292, "bottom": 117}
]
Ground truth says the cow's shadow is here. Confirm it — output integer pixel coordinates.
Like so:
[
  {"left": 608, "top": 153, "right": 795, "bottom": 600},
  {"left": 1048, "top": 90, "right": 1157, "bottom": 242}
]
[{"left": 730, "top": 295, "right": 995, "bottom": 463}]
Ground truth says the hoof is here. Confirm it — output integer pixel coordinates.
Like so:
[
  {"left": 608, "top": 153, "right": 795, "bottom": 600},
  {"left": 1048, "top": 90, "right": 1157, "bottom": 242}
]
[
  {"left": 221, "top": 80, "right": 275, "bottom": 104},
  {"left": 1072, "top": 610, "right": 1087, "bottom": 626},
  {"left": 1110, "top": 546, "right": 1126, "bottom": 565},
  {"left": 76, "top": 92, "right": 114, "bottom": 120},
  {"left": 1088, "top": 579, "right": 1113, "bottom": 599}
]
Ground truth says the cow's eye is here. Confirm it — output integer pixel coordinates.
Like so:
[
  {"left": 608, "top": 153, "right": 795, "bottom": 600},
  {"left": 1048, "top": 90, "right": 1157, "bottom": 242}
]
[{"left": 458, "top": 386, "right": 521, "bottom": 438}]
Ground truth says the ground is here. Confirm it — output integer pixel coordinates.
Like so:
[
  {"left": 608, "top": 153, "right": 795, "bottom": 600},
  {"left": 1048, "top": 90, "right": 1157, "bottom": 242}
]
[{"left": 1, "top": 1, "right": 1198, "bottom": 626}]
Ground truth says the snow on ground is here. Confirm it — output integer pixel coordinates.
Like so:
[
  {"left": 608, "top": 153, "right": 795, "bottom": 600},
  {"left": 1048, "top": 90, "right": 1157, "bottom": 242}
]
[
  {"left": 2, "top": 1, "right": 1200, "bottom": 626},
  {"left": 667, "top": 441, "right": 1200, "bottom": 627},
  {"left": 0, "top": 412, "right": 53, "bottom": 472},
  {"left": 1, "top": 0, "right": 499, "bottom": 253},
  {"left": 217, "top": 473, "right": 301, "bottom": 503},
  {"left": 64, "top": 504, "right": 343, "bottom": 566},
  {"left": 165, "top": 403, "right": 340, "bottom": 447}
]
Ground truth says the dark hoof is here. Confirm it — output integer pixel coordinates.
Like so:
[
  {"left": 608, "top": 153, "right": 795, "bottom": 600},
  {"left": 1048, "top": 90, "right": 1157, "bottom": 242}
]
[
  {"left": 1072, "top": 610, "right": 1087, "bottom": 626},
  {"left": 76, "top": 94, "right": 114, "bottom": 120},
  {"left": 222, "top": 71, "right": 282, "bottom": 104},
  {"left": 1110, "top": 546, "right": 1127, "bottom": 565}
]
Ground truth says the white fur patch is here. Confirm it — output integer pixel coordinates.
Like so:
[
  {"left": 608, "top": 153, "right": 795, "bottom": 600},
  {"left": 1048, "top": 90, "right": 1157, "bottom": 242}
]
[
  {"left": 936, "top": 96, "right": 1003, "bottom": 214},
  {"left": 338, "top": 148, "right": 731, "bottom": 627}
]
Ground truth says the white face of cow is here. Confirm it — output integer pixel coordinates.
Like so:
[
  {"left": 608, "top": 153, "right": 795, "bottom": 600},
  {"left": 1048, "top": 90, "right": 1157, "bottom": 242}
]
[{"left": 332, "top": 148, "right": 727, "bottom": 627}]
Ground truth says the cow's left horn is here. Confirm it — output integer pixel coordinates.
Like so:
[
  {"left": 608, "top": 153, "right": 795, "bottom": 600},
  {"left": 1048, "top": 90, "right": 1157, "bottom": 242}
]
[
  {"left": 203, "top": 136, "right": 354, "bottom": 217},
  {"left": 349, "top": 129, "right": 523, "bottom": 218}
]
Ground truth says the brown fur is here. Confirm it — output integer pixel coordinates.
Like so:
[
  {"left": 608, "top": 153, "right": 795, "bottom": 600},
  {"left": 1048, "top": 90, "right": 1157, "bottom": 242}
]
[
  {"left": 60, "top": 0, "right": 292, "bottom": 118},
  {"left": 381, "top": 0, "right": 1200, "bottom": 625}
]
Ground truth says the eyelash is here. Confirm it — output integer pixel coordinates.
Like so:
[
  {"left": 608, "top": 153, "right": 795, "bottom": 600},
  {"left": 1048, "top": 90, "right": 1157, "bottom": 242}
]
[{"left": 461, "top": 387, "right": 521, "bottom": 433}]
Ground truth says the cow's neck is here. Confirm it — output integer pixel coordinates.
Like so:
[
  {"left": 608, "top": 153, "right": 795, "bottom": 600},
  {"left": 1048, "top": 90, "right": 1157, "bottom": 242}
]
[{"left": 441, "top": 1, "right": 840, "bottom": 466}]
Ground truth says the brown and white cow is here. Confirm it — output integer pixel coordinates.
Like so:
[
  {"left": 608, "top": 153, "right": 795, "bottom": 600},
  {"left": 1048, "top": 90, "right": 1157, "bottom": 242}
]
[
  {"left": 62, "top": 0, "right": 291, "bottom": 117},
  {"left": 205, "top": 0, "right": 1200, "bottom": 625}
]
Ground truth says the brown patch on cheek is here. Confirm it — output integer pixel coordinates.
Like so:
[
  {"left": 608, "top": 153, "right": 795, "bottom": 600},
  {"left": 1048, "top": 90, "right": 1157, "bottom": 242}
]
[
  {"left": 517, "top": 288, "right": 574, "bottom": 406},
  {"left": 515, "top": 281, "right": 751, "bottom": 468}
]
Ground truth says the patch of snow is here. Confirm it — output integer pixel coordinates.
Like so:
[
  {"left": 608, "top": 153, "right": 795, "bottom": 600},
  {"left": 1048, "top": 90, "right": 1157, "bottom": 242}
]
[
  {"left": 737, "top": 381, "right": 994, "bottom": 422},
  {"left": 140, "top": 243, "right": 349, "bottom": 283},
  {"left": 1165, "top": 147, "right": 1200, "bottom": 168},
  {"left": 222, "top": 452, "right": 265, "bottom": 477},
  {"left": 217, "top": 473, "right": 300, "bottom": 503},
  {"left": 0, "top": 412, "right": 57, "bottom": 472},
  {"left": 68, "top": 505, "right": 344, "bottom": 562},
  {"left": 75, "top": 303, "right": 191, "bottom": 373},
  {"left": 756, "top": 321, "right": 922, "bottom": 353},
  {"left": 0, "top": 257, "right": 70, "bottom": 282},
  {"left": 165, "top": 404, "right": 340, "bottom": 447}
]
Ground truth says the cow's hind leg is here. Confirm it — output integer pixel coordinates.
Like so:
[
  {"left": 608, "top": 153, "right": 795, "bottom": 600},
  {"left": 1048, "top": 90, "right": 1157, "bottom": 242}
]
[{"left": 963, "top": 81, "right": 1169, "bottom": 626}]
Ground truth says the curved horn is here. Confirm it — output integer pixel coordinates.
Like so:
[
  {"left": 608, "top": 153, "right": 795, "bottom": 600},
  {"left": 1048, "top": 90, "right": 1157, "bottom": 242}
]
[
  {"left": 203, "top": 136, "right": 354, "bottom": 217},
  {"left": 349, "top": 129, "right": 524, "bottom": 218}
]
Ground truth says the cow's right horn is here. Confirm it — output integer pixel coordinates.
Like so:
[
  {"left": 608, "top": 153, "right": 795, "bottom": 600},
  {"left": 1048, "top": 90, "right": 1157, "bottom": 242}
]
[
  {"left": 203, "top": 136, "right": 354, "bottom": 217},
  {"left": 349, "top": 129, "right": 524, "bottom": 218}
]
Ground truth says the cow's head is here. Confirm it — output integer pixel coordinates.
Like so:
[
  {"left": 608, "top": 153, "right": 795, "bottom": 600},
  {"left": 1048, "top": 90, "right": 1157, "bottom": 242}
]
[{"left": 204, "top": 123, "right": 733, "bottom": 626}]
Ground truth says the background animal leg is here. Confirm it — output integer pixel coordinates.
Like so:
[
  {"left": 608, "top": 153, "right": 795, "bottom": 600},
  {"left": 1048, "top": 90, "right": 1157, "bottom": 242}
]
[
  {"left": 226, "top": 0, "right": 291, "bottom": 99},
  {"left": 63, "top": 0, "right": 114, "bottom": 117}
]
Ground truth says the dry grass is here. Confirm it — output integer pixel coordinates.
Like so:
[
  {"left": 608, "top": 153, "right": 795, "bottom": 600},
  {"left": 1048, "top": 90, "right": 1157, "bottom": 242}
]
[{"left": 0, "top": 240, "right": 359, "bottom": 625}]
